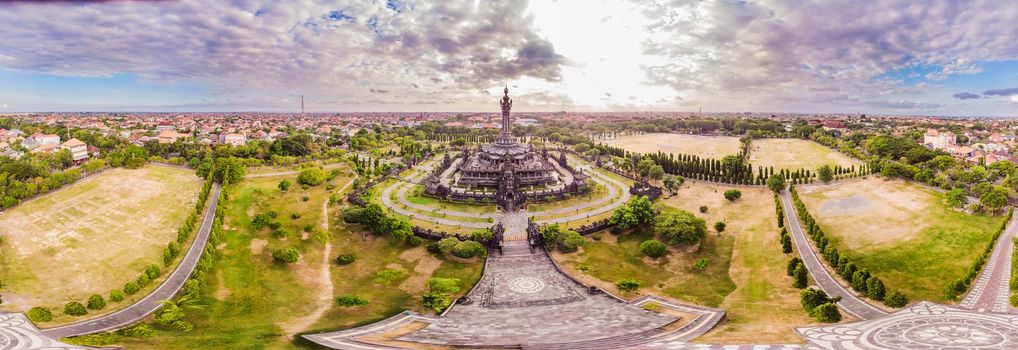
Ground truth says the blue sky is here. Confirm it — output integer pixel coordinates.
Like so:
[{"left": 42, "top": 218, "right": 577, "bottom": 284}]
[{"left": 0, "top": 0, "right": 1017, "bottom": 116}]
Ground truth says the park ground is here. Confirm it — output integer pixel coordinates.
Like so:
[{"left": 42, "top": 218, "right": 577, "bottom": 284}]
[
  {"left": 0, "top": 166, "right": 200, "bottom": 319},
  {"left": 798, "top": 177, "right": 1006, "bottom": 302},
  {"left": 748, "top": 138, "right": 862, "bottom": 171},
  {"left": 109, "top": 168, "right": 482, "bottom": 349},
  {"left": 553, "top": 181, "right": 815, "bottom": 343},
  {"left": 601, "top": 133, "right": 741, "bottom": 159}
]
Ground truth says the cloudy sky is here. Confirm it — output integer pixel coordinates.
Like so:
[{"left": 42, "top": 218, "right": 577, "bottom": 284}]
[{"left": 1, "top": 0, "right": 1017, "bottom": 116}]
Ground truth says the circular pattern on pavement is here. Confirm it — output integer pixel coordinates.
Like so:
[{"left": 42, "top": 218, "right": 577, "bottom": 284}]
[
  {"left": 870, "top": 316, "right": 1018, "bottom": 349},
  {"left": 507, "top": 276, "right": 545, "bottom": 294}
]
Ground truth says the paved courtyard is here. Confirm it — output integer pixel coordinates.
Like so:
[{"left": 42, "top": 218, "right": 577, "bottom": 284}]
[{"left": 0, "top": 313, "right": 95, "bottom": 350}]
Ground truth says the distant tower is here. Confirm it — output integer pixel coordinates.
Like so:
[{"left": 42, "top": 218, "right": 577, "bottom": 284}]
[
  {"left": 497, "top": 85, "right": 514, "bottom": 145},
  {"left": 301, "top": 95, "right": 305, "bottom": 115}
]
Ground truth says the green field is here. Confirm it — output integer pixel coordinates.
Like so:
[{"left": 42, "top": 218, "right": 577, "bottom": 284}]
[
  {"left": 104, "top": 172, "right": 482, "bottom": 349},
  {"left": 799, "top": 177, "right": 1005, "bottom": 302}
]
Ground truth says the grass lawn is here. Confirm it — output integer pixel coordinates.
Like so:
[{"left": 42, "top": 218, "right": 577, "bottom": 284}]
[
  {"left": 108, "top": 170, "right": 482, "bottom": 349},
  {"left": 0, "top": 166, "right": 201, "bottom": 318},
  {"left": 749, "top": 138, "right": 862, "bottom": 171},
  {"left": 553, "top": 200, "right": 736, "bottom": 307},
  {"left": 405, "top": 185, "right": 495, "bottom": 215},
  {"left": 798, "top": 177, "right": 1006, "bottom": 302},
  {"left": 668, "top": 182, "right": 815, "bottom": 344},
  {"left": 601, "top": 133, "right": 742, "bottom": 159}
]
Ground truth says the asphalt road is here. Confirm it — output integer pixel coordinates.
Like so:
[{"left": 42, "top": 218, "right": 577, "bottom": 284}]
[{"left": 780, "top": 190, "right": 888, "bottom": 320}]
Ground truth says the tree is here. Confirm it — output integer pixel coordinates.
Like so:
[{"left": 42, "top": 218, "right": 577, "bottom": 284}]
[
  {"left": 639, "top": 240, "right": 667, "bottom": 258},
  {"left": 980, "top": 186, "right": 1008, "bottom": 214},
  {"left": 654, "top": 210, "right": 707, "bottom": 245},
  {"left": 422, "top": 277, "right": 461, "bottom": 312},
  {"left": 767, "top": 174, "right": 786, "bottom": 193},
  {"left": 615, "top": 278, "right": 641, "bottom": 292},
  {"left": 946, "top": 188, "right": 967, "bottom": 208},
  {"left": 609, "top": 203, "right": 638, "bottom": 230},
  {"left": 793, "top": 263, "right": 808, "bottom": 288},
  {"left": 811, "top": 303, "right": 842, "bottom": 322},
  {"left": 87, "top": 294, "right": 106, "bottom": 310},
  {"left": 64, "top": 301, "right": 88, "bottom": 316},
  {"left": 723, "top": 189, "right": 742, "bottom": 201},
  {"left": 647, "top": 164, "right": 664, "bottom": 180},
  {"left": 663, "top": 175, "right": 684, "bottom": 194},
  {"left": 272, "top": 247, "right": 300, "bottom": 263},
  {"left": 817, "top": 164, "right": 834, "bottom": 183},
  {"left": 214, "top": 157, "right": 247, "bottom": 184},
  {"left": 297, "top": 167, "right": 328, "bottom": 186},
  {"left": 278, "top": 179, "right": 292, "bottom": 191},
  {"left": 781, "top": 234, "right": 793, "bottom": 253},
  {"left": 110, "top": 289, "right": 125, "bottom": 302},
  {"left": 628, "top": 196, "right": 654, "bottom": 224},
  {"left": 714, "top": 221, "right": 726, "bottom": 233}
]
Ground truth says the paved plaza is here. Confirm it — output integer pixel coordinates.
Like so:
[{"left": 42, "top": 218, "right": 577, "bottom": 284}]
[{"left": 0, "top": 313, "right": 95, "bottom": 350}]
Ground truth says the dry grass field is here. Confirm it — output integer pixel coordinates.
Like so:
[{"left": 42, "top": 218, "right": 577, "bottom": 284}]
[
  {"left": 601, "top": 133, "right": 742, "bottom": 159},
  {"left": 749, "top": 138, "right": 862, "bottom": 171},
  {"left": 798, "top": 177, "right": 1005, "bottom": 301},
  {"left": 0, "top": 166, "right": 201, "bottom": 311},
  {"left": 666, "top": 182, "right": 816, "bottom": 344}
]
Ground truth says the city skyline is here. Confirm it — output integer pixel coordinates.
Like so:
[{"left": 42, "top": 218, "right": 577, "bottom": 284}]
[{"left": 0, "top": 0, "right": 1017, "bottom": 116}]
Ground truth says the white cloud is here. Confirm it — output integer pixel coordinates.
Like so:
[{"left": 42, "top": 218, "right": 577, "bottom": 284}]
[{"left": 1011, "top": 95, "right": 1018, "bottom": 104}]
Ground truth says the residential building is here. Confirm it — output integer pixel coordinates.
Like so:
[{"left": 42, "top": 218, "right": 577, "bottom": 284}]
[
  {"left": 923, "top": 129, "right": 956, "bottom": 150},
  {"left": 61, "top": 138, "right": 89, "bottom": 162},
  {"left": 220, "top": 133, "right": 246, "bottom": 146},
  {"left": 158, "top": 130, "right": 181, "bottom": 144}
]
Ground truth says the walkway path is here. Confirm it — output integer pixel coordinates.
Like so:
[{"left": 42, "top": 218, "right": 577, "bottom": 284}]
[
  {"left": 960, "top": 212, "right": 1018, "bottom": 314},
  {"left": 41, "top": 184, "right": 223, "bottom": 339},
  {"left": 779, "top": 190, "right": 888, "bottom": 320},
  {"left": 304, "top": 216, "right": 725, "bottom": 350}
]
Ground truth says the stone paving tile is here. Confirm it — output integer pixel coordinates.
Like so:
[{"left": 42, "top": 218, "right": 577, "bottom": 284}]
[
  {"left": 0, "top": 313, "right": 101, "bottom": 350},
  {"left": 959, "top": 212, "right": 1018, "bottom": 314}
]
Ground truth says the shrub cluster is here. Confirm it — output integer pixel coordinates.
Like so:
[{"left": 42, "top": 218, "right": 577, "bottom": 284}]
[
  {"left": 946, "top": 208, "right": 1013, "bottom": 300},
  {"left": 273, "top": 247, "right": 301, "bottom": 263},
  {"left": 336, "top": 254, "right": 356, "bottom": 265},
  {"left": 336, "top": 295, "right": 369, "bottom": 307},
  {"left": 800, "top": 288, "right": 842, "bottom": 323},
  {"left": 790, "top": 186, "right": 905, "bottom": 308},
  {"left": 540, "top": 223, "right": 585, "bottom": 253},
  {"left": 421, "top": 277, "right": 461, "bottom": 312},
  {"left": 639, "top": 239, "right": 667, "bottom": 258}
]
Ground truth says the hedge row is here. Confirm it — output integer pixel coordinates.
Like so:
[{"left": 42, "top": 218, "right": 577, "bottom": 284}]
[
  {"left": 181, "top": 186, "right": 227, "bottom": 300},
  {"left": 789, "top": 185, "right": 907, "bottom": 308},
  {"left": 1011, "top": 237, "right": 1018, "bottom": 307},
  {"left": 946, "top": 207, "right": 1013, "bottom": 300}
]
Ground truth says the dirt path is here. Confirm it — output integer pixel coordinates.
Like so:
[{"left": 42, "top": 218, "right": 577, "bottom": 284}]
[{"left": 282, "top": 177, "right": 354, "bottom": 337}]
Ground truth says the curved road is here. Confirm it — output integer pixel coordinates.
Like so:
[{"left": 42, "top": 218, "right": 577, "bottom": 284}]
[
  {"left": 779, "top": 190, "right": 888, "bottom": 320},
  {"left": 42, "top": 184, "right": 223, "bottom": 339},
  {"left": 959, "top": 211, "right": 1018, "bottom": 313}
]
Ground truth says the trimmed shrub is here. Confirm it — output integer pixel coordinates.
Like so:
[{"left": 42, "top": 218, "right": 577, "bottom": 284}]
[
  {"left": 87, "top": 294, "right": 106, "bottom": 310},
  {"left": 110, "top": 289, "right": 125, "bottom": 302},
  {"left": 278, "top": 180, "right": 292, "bottom": 191},
  {"left": 27, "top": 307, "right": 53, "bottom": 322},
  {"left": 297, "top": 167, "right": 328, "bottom": 186},
  {"left": 145, "top": 264, "right": 161, "bottom": 280},
  {"left": 714, "top": 221, "right": 726, "bottom": 233},
  {"left": 787, "top": 257, "right": 803, "bottom": 276},
  {"left": 810, "top": 303, "right": 842, "bottom": 323},
  {"left": 866, "top": 276, "right": 886, "bottom": 300},
  {"left": 639, "top": 239, "right": 667, "bottom": 258},
  {"left": 136, "top": 273, "right": 151, "bottom": 287},
  {"left": 437, "top": 237, "right": 460, "bottom": 255},
  {"left": 336, "top": 254, "right": 356, "bottom": 265},
  {"left": 451, "top": 241, "right": 486, "bottom": 258},
  {"left": 885, "top": 291, "right": 909, "bottom": 308},
  {"left": 793, "top": 263, "right": 808, "bottom": 288},
  {"left": 64, "top": 301, "right": 88, "bottom": 316},
  {"left": 699, "top": 205, "right": 708, "bottom": 213},
  {"left": 615, "top": 278, "right": 641, "bottom": 292},
  {"left": 336, "top": 295, "right": 369, "bottom": 307},
  {"left": 272, "top": 247, "right": 300, "bottom": 263},
  {"left": 723, "top": 189, "right": 742, "bottom": 201},
  {"left": 123, "top": 281, "right": 140, "bottom": 295}
]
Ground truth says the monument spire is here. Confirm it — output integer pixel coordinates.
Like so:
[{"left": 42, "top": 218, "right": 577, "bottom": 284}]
[{"left": 498, "top": 84, "right": 513, "bottom": 144}]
